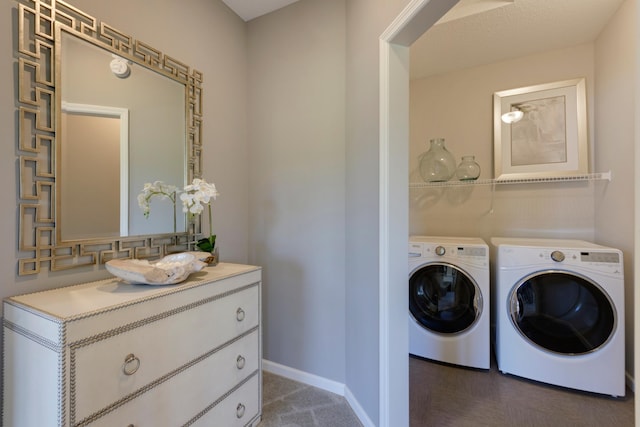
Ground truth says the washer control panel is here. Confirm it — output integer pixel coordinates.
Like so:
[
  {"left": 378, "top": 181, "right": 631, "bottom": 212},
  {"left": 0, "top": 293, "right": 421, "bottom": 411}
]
[
  {"left": 458, "top": 246, "right": 487, "bottom": 257},
  {"left": 408, "top": 242, "right": 423, "bottom": 258},
  {"left": 580, "top": 251, "right": 620, "bottom": 263},
  {"left": 409, "top": 242, "right": 487, "bottom": 263}
]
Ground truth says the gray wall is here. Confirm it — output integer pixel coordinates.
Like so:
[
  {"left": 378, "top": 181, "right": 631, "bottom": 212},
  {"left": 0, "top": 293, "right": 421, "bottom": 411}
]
[
  {"left": 247, "top": 0, "right": 347, "bottom": 383},
  {"left": 247, "top": 1, "right": 415, "bottom": 422},
  {"left": 594, "top": 0, "right": 637, "bottom": 381}
]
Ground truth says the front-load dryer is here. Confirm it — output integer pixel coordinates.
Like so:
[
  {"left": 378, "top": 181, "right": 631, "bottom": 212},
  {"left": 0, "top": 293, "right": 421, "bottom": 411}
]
[
  {"left": 492, "top": 237, "right": 625, "bottom": 397},
  {"left": 409, "top": 236, "right": 490, "bottom": 369}
]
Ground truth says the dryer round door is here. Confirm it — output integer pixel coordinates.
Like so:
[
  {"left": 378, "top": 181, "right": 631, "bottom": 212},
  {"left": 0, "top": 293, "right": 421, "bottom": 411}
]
[
  {"left": 409, "top": 263, "right": 482, "bottom": 334},
  {"left": 509, "top": 271, "right": 616, "bottom": 355}
]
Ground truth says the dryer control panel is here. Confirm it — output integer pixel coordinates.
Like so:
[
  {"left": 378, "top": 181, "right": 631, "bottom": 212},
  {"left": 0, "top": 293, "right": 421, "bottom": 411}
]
[
  {"left": 497, "top": 245, "right": 624, "bottom": 277},
  {"left": 537, "top": 249, "right": 622, "bottom": 267}
]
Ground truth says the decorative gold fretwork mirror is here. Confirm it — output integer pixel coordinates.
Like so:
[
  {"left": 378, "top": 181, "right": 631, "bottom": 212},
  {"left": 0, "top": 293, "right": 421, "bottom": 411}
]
[{"left": 17, "top": 0, "right": 203, "bottom": 275}]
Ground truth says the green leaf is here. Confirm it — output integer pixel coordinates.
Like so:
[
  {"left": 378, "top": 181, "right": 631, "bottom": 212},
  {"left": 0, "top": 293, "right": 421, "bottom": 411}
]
[{"left": 196, "top": 235, "right": 216, "bottom": 253}]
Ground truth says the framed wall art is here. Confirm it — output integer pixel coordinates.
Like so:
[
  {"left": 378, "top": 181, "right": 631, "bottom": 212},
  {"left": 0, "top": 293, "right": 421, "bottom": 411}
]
[{"left": 493, "top": 78, "right": 588, "bottom": 180}]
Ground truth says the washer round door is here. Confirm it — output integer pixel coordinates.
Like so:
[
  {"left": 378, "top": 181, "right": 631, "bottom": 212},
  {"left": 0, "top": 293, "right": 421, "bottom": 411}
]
[
  {"left": 510, "top": 271, "right": 616, "bottom": 355},
  {"left": 409, "top": 263, "right": 482, "bottom": 334}
]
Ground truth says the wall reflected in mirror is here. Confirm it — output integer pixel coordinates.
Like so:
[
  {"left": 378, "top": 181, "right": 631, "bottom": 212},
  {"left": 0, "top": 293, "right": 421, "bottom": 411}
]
[{"left": 59, "top": 30, "right": 187, "bottom": 241}]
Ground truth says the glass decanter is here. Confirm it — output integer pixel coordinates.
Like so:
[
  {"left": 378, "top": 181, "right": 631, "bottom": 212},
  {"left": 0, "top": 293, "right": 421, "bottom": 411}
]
[
  {"left": 419, "top": 138, "right": 456, "bottom": 182},
  {"left": 455, "top": 155, "right": 481, "bottom": 181}
]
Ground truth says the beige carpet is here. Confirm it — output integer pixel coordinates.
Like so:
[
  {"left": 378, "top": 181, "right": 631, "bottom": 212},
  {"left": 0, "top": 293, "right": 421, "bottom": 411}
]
[{"left": 410, "top": 355, "right": 634, "bottom": 427}]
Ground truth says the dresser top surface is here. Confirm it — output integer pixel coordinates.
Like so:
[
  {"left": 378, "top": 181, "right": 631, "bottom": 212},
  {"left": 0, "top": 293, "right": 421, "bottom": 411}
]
[{"left": 5, "top": 263, "right": 260, "bottom": 319}]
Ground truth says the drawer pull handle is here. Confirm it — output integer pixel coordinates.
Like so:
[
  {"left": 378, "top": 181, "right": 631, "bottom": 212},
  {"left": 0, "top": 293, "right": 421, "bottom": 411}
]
[
  {"left": 236, "top": 308, "right": 245, "bottom": 321},
  {"left": 236, "top": 355, "right": 246, "bottom": 370},
  {"left": 122, "top": 353, "right": 140, "bottom": 376},
  {"left": 236, "top": 403, "right": 246, "bottom": 419}
]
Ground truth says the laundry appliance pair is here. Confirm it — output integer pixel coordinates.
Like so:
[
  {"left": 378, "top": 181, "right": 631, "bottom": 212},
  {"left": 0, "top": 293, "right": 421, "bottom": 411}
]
[{"left": 409, "top": 235, "right": 626, "bottom": 397}]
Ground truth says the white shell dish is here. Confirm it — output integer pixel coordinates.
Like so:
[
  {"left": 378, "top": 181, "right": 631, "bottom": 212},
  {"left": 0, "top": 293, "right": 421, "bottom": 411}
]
[{"left": 105, "top": 253, "right": 207, "bottom": 285}]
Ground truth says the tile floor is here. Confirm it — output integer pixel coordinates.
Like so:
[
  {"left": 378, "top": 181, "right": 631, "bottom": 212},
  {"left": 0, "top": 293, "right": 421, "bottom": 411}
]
[{"left": 260, "top": 371, "right": 362, "bottom": 427}]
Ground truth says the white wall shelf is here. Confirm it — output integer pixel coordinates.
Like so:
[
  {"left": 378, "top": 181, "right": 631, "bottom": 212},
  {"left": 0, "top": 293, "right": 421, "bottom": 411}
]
[{"left": 409, "top": 171, "right": 612, "bottom": 189}]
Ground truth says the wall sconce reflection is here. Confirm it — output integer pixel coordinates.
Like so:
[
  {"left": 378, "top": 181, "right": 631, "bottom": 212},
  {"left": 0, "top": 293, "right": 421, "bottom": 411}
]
[{"left": 110, "top": 54, "right": 132, "bottom": 78}]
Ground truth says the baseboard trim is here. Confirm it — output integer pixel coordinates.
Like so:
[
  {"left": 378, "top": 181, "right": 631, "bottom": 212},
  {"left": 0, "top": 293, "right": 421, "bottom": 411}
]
[
  {"left": 344, "top": 384, "right": 376, "bottom": 427},
  {"left": 625, "top": 371, "right": 635, "bottom": 393},
  {"left": 262, "top": 359, "right": 345, "bottom": 395},
  {"left": 262, "top": 359, "right": 375, "bottom": 427}
]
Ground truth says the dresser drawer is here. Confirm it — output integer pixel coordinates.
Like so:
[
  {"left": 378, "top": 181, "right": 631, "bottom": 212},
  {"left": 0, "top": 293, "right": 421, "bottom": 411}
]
[
  {"left": 77, "top": 330, "right": 260, "bottom": 426},
  {"left": 71, "top": 285, "right": 259, "bottom": 424},
  {"left": 191, "top": 374, "right": 261, "bottom": 427}
]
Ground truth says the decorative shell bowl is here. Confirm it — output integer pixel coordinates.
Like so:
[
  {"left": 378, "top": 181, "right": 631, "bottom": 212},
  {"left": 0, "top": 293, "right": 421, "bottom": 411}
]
[{"left": 105, "top": 253, "right": 207, "bottom": 285}]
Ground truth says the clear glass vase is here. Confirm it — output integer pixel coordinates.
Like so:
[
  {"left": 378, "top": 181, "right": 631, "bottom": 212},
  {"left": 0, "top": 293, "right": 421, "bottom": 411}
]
[
  {"left": 455, "top": 156, "right": 481, "bottom": 181},
  {"left": 207, "top": 246, "right": 219, "bottom": 267},
  {"left": 419, "top": 138, "right": 456, "bottom": 182}
]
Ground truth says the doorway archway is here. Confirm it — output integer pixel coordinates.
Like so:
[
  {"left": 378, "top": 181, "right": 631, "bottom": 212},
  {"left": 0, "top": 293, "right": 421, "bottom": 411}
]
[{"left": 378, "top": 1, "right": 459, "bottom": 425}]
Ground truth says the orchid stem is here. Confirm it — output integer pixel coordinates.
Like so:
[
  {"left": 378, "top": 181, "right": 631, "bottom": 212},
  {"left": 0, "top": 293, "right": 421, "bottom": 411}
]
[
  {"left": 208, "top": 204, "right": 213, "bottom": 247},
  {"left": 172, "top": 191, "right": 177, "bottom": 234}
]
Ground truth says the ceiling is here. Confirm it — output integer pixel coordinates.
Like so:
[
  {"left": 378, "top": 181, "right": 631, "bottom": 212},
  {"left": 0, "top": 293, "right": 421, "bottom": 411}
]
[
  {"left": 222, "top": 0, "right": 626, "bottom": 78},
  {"left": 221, "top": 0, "right": 300, "bottom": 21},
  {"left": 412, "top": 0, "right": 626, "bottom": 79}
]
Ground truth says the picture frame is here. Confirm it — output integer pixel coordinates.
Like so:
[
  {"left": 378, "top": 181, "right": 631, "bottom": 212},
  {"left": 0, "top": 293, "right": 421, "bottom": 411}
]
[{"left": 493, "top": 78, "right": 588, "bottom": 180}]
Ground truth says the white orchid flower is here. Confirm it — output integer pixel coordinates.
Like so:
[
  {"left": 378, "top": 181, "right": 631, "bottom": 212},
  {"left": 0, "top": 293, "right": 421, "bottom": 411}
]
[
  {"left": 181, "top": 178, "right": 219, "bottom": 252},
  {"left": 137, "top": 178, "right": 218, "bottom": 250},
  {"left": 137, "top": 181, "right": 177, "bottom": 219}
]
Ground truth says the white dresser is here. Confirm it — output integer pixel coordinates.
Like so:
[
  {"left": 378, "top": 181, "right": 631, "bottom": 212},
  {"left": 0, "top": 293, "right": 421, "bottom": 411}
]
[{"left": 3, "top": 262, "right": 262, "bottom": 427}]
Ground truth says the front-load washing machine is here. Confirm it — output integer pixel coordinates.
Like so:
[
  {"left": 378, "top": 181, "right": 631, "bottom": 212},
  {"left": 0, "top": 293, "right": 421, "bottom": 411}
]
[
  {"left": 409, "top": 236, "right": 490, "bottom": 369},
  {"left": 492, "top": 237, "right": 625, "bottom": 397}
]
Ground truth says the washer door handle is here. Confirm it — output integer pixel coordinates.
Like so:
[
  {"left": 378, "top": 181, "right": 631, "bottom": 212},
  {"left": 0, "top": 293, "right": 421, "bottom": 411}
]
[{"left": 510, "top": 295, "right": 521, "bottom": 321}]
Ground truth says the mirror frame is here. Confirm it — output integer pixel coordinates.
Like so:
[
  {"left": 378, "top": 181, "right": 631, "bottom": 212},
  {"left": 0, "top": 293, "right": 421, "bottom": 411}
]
[{"left": 16, "top": 0, "right": 203, "bottom": 275}]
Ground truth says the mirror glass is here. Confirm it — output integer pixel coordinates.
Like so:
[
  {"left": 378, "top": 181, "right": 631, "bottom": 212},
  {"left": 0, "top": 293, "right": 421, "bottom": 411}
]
[{"left": 59, "top": 31, "right": 187, "bottom": 241}]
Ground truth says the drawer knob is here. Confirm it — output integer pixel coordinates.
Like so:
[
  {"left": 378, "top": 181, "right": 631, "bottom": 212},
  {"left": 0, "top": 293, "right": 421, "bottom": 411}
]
[
  {"left": 236, "top": 355, "right": 246, "bottom": 370},
  {"left": 236, "top": 403, "right": 246, "bottom": 419},
  {"left": 236, "top": 308, "right": 245, "bottom": 321},
  {"left": 122, "top": 353, "right": 141, "bottom": 376}
]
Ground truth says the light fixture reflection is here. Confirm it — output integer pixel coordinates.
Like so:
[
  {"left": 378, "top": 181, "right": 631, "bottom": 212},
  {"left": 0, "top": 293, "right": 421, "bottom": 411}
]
[
  {"left": 110, "top": 54, "right": 132, "bottom": 78},
  {"left": 501, "top": 109, "right": 523, "bottom": 124}
]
